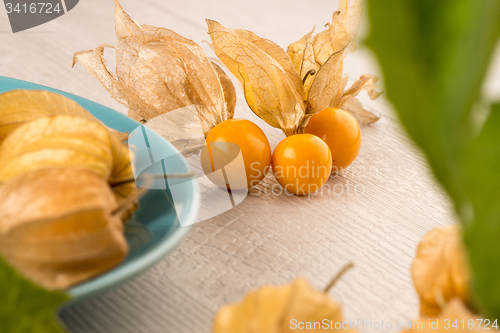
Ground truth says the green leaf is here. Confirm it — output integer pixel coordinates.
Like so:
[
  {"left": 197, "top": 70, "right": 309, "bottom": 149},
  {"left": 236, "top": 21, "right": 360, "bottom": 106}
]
[
  {"left": 366, "top": 0, "right": 500, "bottom": 317},
  {"left": 0, "top": 256, "right": 69, "bottom": 332},
  {"left": 461, "top": 104, "right": 500, "bottom": 316}
]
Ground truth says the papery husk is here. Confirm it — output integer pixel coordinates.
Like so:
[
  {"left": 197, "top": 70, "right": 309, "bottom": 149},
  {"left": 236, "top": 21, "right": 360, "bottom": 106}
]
[
  {"left": 0, "top": 90, "right": 95, "bottom": 146},
  {"left": 287, "top": 28, "right": 319, "bottom": 100},
  {"left": 286, "top": 11, "right": 351, "bottom": 104},
  {"left": 341, "top": 97, "right": 380, "bottom": 125},
  {"left": 0, "top": 115, "right": 138, "bottom": 221},
  {"left": 412, "top": 225, "right": 471, "bottom": 316},
  {"left": 403, "top": 299, "right": 486, "bottom": 333},
  {"left": 211, "top": 61, "right": 237, "bottom": 119},
  {"left": 338, "top": 0, "right": 363, "bottom": 53},
  {"left": 207, "top": 23, "right": 304, "bottom": 97},
  {"left": 111, "top": 181, "right": 139, "bottom": 222},
  {"left": 0, "top": 115, "right": 113, "bottom": 181},
  {"left": 207, "top": 19, "right": 305, "bottom": 136},
  {"left": 73, "top": 0, "right": 235, "bottom": 137},
  {"left": 300, "top": 10, "right": 352, "bottom": 116},
  {"left": 311, "top": 12, "right": 351, "bottom": 67},
  {"left": 109, "top": 131, "right": 138, "bottom": 221},
  {"left": 331, "top": 74, "right": 382, "bottom": 125},
  {"left": 0, "top": 167, "right": 128, "bottom": 290},
  {"left": 208, "top": 0, "right": 380, "bottom": 136},
  {"left": 289, "top": 3, "right": 381, "bottom": 124},
  {"left": 306, "top": 49, "right": 348, "bottom": 116},
  {"left": 213, "top": 277, "right": 356, "bottom": 333}
]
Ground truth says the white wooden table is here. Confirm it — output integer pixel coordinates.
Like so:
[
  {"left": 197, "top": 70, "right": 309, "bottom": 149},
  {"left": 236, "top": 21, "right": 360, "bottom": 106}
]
[{"left": 5, "top": 1, "right": 498, "bottom": 332}]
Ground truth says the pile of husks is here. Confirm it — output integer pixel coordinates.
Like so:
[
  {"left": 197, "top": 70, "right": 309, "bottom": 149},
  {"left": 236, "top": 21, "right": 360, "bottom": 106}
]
[{"left": 0, "top": 90, "right": 138, "bottom": 290}]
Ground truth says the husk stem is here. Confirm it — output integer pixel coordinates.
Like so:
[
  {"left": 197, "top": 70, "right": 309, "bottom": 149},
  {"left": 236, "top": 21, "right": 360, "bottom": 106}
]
[
  {"left": 302, "top": 69, "right": 316, "bottom": 84},
  {"left": 323, "top": 262, "right": 354, "bottom": 293}
]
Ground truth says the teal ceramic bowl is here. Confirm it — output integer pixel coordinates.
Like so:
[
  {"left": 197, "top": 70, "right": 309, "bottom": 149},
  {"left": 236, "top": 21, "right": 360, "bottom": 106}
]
[{"left": 0, "top": 76, "right": 199, "bottom": 301}]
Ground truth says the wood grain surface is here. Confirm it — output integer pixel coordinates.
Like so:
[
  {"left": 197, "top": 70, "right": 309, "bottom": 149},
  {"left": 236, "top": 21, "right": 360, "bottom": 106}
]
[{"left": 2, "top": 0, "right": 499, "bottom": 332}]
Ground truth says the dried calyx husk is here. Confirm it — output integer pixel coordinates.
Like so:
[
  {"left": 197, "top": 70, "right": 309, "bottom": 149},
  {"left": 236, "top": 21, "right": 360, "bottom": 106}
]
[
  {"left": 402, "top": 299, "right": 483, "bottom": 333},
  {"left": 213, "top": 263, "right": 355, "bottom": 333},
  {"left": 0, "top": 90, "right": 95, "bottom": 145},
  {"left": 0, "top": 167, "right": 128, "bottom": 290},
  {"left": 73, "top": 0, "right": 236, "bottom": 137},
  {"left": 214, "top": 277, "right": 357, "bottom": 333},
  {"left": 0, "top": 114, "right": 138, "bottom": 221},
  {"left": 207, "top": 0, "right": 380, "bottom": 136},
  {"left": 110, "top": 132, "right": 139, "bottom": 221},
  {"left": 412, "top": 225, "right": 471, "bottom": 316}
]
